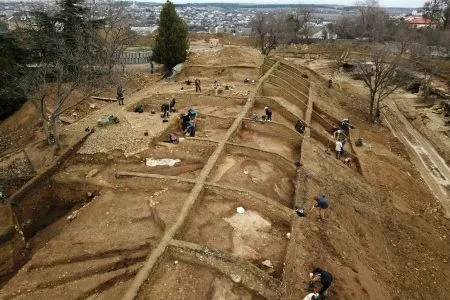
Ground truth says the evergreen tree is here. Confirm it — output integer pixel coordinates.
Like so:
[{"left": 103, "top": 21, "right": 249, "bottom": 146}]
[
  {"left": 152, "top": 1, "right": 188, "bottom": 71},
  {"left": 0, "top": 34, "right": 28, "bottom": 120}
]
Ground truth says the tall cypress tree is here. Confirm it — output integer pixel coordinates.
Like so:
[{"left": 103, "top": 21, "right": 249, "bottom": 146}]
[{"left": 152, "top": 1, "right": 188, "bottom": 70}]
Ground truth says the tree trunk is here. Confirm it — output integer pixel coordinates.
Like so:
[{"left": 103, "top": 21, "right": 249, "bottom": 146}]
[
  {"left": 53, "top": 118, "right": 61, "bottom": 149},
  {"left": 43, "top": 120, "right": 52, "bottom": 145},
  {"left": 108, "top": 63, "right": 113, "bottom": 79},
  {"left": 369, "top": 93, "right": 376, "bottom": 123}
]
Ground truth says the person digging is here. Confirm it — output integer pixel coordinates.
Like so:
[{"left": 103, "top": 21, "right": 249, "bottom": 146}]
[
  {"left": 180, "top": 113, "right": 191, "bottom": 131},
  {"left": 161, "top": 100, "right": 170, "bottom": 122},
  {"left": 311, "top": 194, "right": 329, "bottom": 221},
  {"left": 309, "top": 267, "right": 333, "bottom": 300}
]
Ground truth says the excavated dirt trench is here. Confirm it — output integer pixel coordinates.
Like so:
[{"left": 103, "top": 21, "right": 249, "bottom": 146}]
[{"left": 1, "top": 52, "right": 372, "bottom": 299}]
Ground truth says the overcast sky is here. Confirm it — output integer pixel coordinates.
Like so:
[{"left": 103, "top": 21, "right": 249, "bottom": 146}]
[{"left": 141, "top": 0, "right": 424, "bottom": 8}]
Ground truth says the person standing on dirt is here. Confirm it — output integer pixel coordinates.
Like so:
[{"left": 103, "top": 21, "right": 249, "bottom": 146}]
[
  {"left": 117, "top": 85, "right": 124, "bottom": 106},
  {"left": 170, "top": 97, "right": 176, "bottom": 112},
  {"left": 180, "top": 113, "right": 191, "bottom": 131},
  {"left": 161, "top": 100, "right": 170, "bottom": 119},
  {"left": 312, "top": 194, "right": 329, "bottom": 221},
  {"left": 340, "top": 118, "right": 354, "bottom": 136},
  {"left": 335, "top": 139, "right": 343, "bottom": 159},
  {"left": 264, "top": 106, "right": 272, "bottom": 121},
  {"left": 195, "top": 79, "right": 201, "bottom": 92},
  {"left": 309, "top": 267, "right": 333, "bottom": 299}
]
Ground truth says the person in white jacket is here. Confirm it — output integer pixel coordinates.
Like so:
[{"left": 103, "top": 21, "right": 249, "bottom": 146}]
[{"left": 335, "top": 139, "right": 343, "bottom": 159}]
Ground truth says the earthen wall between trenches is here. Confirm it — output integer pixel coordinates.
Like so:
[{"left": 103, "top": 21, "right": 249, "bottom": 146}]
[
  {"left": 180, "top": 66, "right": 260, "bottom": 81},
  {"left": 267, "top": 77, "right": 309, "bottom": 108},
  {"left": 252, "top": 97, "right": 303, "bottom": 122},
  {"left": 262, "top": 83, "right": 308, "bottom": 110}
]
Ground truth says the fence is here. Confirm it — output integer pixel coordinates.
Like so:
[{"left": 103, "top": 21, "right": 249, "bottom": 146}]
[{"left": 119, "top": 51, "right": 153, "bottom": 64}]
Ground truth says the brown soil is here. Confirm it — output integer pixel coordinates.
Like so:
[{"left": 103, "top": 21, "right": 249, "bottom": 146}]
[{"left": 1, "top": 42, "right": 450, "bottom": 300}]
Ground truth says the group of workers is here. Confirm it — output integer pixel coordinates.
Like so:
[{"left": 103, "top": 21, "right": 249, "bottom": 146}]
[{"left": 333, "top": 118, "right": 354, "bottom": 166}]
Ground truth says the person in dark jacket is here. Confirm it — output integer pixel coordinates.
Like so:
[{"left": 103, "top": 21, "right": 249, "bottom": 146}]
[
  {"left": 310, "top": 267, "right": 333, "bottom": 299},
  {"left": 180, "top": 113, "right": 191, "bottom": 131},
  {"left": 161, "top": 101, "right": 170, "bottom": 118},
  {"left": 186, "top": 122, "right": 196, "bottom": 137},
  {"left": 312, "top": 194, "right": 329, "bottom": 220},
  {"left": 195, "top": 79, "right": 201, "bottom": 92},
  {"left": 264, "top": 106, "right": 272, "bottom": 121},
  {"left": 170, "top": 97, "right": 176, "bottom": 112}
]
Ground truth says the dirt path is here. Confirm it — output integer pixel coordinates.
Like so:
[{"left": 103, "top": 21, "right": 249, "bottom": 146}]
[{"left": 383, "top": 99, "right": 450, "bottom": 216}]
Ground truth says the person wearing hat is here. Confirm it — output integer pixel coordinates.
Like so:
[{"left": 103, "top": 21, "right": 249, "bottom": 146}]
[
  {"left": 312, "top": 194, "right": 329, "bottom": 220},
  {"left": 309, "top": 267, "right": 333, "bottom": 299},
  {"left": 264, "top": 106, "right": 272, "bottom": 121}
]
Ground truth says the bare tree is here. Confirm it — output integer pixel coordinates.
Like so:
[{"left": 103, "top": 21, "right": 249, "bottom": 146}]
[
  {"left": 409, "top": 42, "right": 440, "bottom": 101},
  {"left": 250, "top": 13, "right": 295, "bottom": 55},
  {"left": 96, "top": 0, "right": 136, "bottom": 78},
  {"left": 23, "top": 2, "right": 101, "bottom": 148},
  {"left": 332, "top": 15, "right": 358, "bottom": 39},
  {"left": 355, "top": 0, "right": 390, "bottom": 41},
  {"left": 297, "top": 8, "right": 313, "bottom": 42},
  {"left": 394, "top": 21, "right": 416, "bottom": 54},
  {"left": 423, "top": 0, "right": 450, "bottom": 29},
  {"left": 357, "top": 47, "right": 404, "bottom": 122}
]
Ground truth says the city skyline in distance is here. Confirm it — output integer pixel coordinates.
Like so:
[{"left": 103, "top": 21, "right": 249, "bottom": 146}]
[
  {"left": 131, "top": 0, "right": 423, "bottom": 9},
  {"left": 0, "top": 0, "right": 425, "bottom": 9}
]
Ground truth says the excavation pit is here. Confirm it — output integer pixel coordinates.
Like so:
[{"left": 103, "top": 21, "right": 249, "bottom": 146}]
[
  {"left": 179, "top": 189, "right": 290, "bottom": 279},
  {"left": 133, "top": 93, "right": 246, "bottom": 119},
  {"left": 195, "top": 115, "right": 234, "bottom": 141},
  {"left": 113, "top": 140, "right": 217, "bottom": 179},
  {"left": 139, "top": 257, "right": 266, "bottom": 300},
  {"left": 231, "top": 120, "right": 302, "bottom": 161},
  {"left": 208, "top": 145, "right": 296, "bottom": 207}
]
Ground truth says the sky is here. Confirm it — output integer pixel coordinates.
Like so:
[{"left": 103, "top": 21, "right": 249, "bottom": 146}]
[{"left": 138, "top": 0, "right": 425, "bottom": 8}]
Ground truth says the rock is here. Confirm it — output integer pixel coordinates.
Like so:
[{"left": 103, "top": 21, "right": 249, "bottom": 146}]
[
  {"left": 236, "top": 206, "right": 245, "bottom": 214},
  {"left": 67, "top": 210, "right": 78, "bottom": 222},
  {"left": 86, "top": 168, "right": 99, "bottom": 178},
  {"left": 230, "top": 274, "right": 241, "bottom": 283},
  {"left": 87, "top": 192, "right": 92, "bottom": 198},
  {"left": 89, "top": 103, "right": 96, "bottom": 109},
  {"left": 243, "top": 170, "right": 249, "bottom": 175},
  {"left": 261, "top": 260, "right": 273, "bottom": 268},
  {"left": 174, "top": 260, "right": 179, "bottom": 264},
  {"left": 286, "top": 232, "right": 291, "bottom": 239}
]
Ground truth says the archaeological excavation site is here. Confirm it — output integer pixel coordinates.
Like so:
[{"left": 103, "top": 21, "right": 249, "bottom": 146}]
[{"left": 1, "top": 42, "right": 449, "bottom": 300}]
